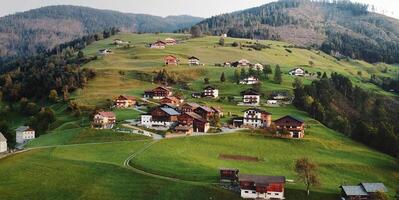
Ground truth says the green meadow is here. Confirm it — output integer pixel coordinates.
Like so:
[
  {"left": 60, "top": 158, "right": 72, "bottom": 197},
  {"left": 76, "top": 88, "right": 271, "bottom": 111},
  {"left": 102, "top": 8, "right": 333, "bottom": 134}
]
[{"left": 0, "top": 33, "right": 398, "bottom": 200}]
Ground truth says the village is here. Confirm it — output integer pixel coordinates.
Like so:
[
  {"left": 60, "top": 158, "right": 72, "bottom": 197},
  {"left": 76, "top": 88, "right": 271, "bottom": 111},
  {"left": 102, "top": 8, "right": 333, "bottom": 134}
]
[{"left": 0, "top": 36, "right": 392, "bottom": 200}]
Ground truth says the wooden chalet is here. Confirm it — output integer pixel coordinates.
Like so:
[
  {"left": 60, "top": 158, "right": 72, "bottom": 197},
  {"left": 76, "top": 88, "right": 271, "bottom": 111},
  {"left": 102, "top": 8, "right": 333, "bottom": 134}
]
[
  {"left": 219, "top": 168, "right": 239, "bottom": 184},
  {"left": 164, "top": 38, "right": 177, "bottom": 45},
  {"left": 340, "top": 183, "right": 388, "bottom": 200},
  {"left": 181, "top": 102, "right": 201, "bottom": 113},
  {"left": 203, "top": 86, "right": 219, "bottom": 98},
  {"left": 114, "top": 95, "right": 136, "bottom": 108},
  {"left": 174, "top": 125, "right": 193, "bottom": 135},
  {"left": 144, "top": 86, "right": 172, "bottom": 99},
  {"left": 150, "top": 40, "right": 166, "bottom": 49},
  {"left": 150, "top": 106, "right": 180, "bottom": 123},
  {"left": 241, "top": 89, "right": 261, "bottom": 106},
  {"left": 274, "top": 115, "right": 305, "bottom": 139},
  {"left": 177, "top": 112, "right": 209, "bottom": 133},
  {"left": 160, "top": 96, "right": 183, "bottom": 106},
  {"left": 164, "top": 55, "right": 179, "bottom": 66},
  {"left": 188, "top": 56, "right": 200, "bottom": 66},
  {"left": 194, "top": 106, "right": 215, "bottom": 121},
  {"left": 92, "top": 111, "right": 116, "bottom": 129},
  {"left": 239, "top": 174, "right": 285, "bottom": 199}
]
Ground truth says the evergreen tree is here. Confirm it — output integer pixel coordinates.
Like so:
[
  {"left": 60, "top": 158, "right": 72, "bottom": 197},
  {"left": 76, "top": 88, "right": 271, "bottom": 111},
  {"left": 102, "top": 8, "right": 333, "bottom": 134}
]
[
  {"left": 220, "top": 72, "right": 226, "bottom": 83},
  {"left": 274, "top": 65, "right": 283, "bottom": 84}
]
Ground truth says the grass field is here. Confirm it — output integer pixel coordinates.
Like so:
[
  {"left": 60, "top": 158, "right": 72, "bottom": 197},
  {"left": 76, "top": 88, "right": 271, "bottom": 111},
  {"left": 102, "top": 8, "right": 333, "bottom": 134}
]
[
  {"left": 0, "top": 145, "right": 240, "bottom": 200},
  {"left": 130, "top": 128, "right": 399, "bottom": 199},
  {"left": 1, "top": 33, "right": 398, "bottom": 200}
]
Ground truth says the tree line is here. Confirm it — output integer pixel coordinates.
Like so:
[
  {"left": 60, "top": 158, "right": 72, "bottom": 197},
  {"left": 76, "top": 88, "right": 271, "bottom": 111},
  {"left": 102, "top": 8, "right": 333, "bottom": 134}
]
[{"left": 293, "top": 73, "right": 399, "bottom": 157}]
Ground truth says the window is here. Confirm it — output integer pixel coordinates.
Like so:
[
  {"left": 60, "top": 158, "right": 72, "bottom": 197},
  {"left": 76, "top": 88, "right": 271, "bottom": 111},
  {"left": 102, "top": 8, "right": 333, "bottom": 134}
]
[
  {"left": 275, "top": 193, "right": 279, "bottom": 195},
  {"left": 252, "top": 191, "right": 256, "bottom": 194},
  {"left": 244, "top": 191, "right": 249, "bottom": 193}
]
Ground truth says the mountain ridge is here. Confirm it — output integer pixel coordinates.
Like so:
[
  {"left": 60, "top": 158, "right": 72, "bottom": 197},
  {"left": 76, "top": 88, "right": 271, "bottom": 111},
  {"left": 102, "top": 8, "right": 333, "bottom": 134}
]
[
  {"left": 0, "top": 5, "right": 203, "bottom": 57},
  {"left": 191, "top": 0, "right": 399, "bottom": 64}
]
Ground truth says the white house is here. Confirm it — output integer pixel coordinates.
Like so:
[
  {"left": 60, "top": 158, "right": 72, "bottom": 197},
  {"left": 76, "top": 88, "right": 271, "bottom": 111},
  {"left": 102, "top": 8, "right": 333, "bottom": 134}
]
[
  {"left": 221, "top": 33, "right": 228, "bottom": 38},
  {"left": 240, "top": 90, "right": 261, "bottom": 106},
  {"left": 288, "top": 68, "right": 305, "bottom": 76},
  {"left": 188, "top": 56, "right": 200, "bottom": 66},
  {"left": 0, "top": 132, "right": 7, "bottom": 153},
  {"left": 16, "top": 126, "right": 35, "bottom": 144},
  {"left": 203, "top": 86, "right": 219, "bottom": 98},
  {"left": 92, "top": 112, "right": 116, "bottom": 129},
  {"left": 243, "top": 108, "right": 272, "bottom": 128},
  {"left": 98, "top": 49, "right": 113, "bottom": 55},
  {"left": 253, "top": 63, "right": 264, "bottom": 70},
  {"left": 240, "top": 76, "right": 259, "bottom": 85},
  {"left": 238, "top": 59, "right": 250, "bottom": 66},
  {"left": 239, "top": 174, "right": 286, "bottom": 200}
]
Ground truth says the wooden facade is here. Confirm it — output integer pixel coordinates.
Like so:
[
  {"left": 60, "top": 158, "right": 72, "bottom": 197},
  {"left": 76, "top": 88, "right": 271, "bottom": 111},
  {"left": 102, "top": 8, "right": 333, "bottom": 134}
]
[
  {"left": 164, "top": 55, "right": 179, "bottom": 66},
  {"left": 274, "top": 115, "right": 305, "bottom": 139}
]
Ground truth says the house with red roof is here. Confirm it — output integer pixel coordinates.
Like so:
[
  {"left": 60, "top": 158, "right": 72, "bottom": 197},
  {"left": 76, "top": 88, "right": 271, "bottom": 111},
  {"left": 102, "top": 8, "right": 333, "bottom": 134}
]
[
  {"left": 160, "top": 96, "right": 183, "bottom": 106},
  {"left": 92, "top": 111, "right": 116, "bottom": 129},
  {"left": 239, "top": 174, "right": 286, "bottom": 199},
  {"left": 150, "top": 40, "right": 166, "bottom": 49},
  {"left": 164, "top": 55, "right": 179, "bottom": 66},
  {"left": 114, "top": 95, "right": 136, "bottom": 108}
]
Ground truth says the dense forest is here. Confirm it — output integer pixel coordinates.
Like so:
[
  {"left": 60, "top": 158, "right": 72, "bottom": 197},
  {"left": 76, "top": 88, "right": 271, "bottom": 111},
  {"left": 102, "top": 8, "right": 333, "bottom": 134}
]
[
  {"left": 0, "top": 29, "right": 123, "bottom": 147},
  {"left": 0, "top": 5, "right": 202, "bottom": 57},
  {"left": 189, "top": 0, "right": 399, "bottom": 63},
  {"left": 293, "top": 73, "right": 399, "bottom": 157}
]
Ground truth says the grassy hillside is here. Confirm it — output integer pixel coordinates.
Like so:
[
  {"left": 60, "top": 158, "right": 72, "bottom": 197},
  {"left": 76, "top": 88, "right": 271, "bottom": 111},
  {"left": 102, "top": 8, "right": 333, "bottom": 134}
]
[
  {"left": 0, "top": 145, "right": 239, "bottom": 200},
  {"left": 0, "top": 33, "right": 398, "bottom": 200}
]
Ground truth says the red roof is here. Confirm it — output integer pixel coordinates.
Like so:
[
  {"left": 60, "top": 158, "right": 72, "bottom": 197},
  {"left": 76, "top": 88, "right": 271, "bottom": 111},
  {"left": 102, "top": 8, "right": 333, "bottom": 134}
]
[
  {"left": 117, "top": 95, "right": 136, "bottom": 101},
  {"left": 98, "top": 111, "right": 116, "bottom": 118}
]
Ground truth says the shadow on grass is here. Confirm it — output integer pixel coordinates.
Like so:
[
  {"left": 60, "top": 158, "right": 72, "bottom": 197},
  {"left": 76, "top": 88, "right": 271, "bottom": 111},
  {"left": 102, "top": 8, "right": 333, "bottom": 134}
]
[{"left": 285, "top": 188, "right": 339, "bottom": 200}]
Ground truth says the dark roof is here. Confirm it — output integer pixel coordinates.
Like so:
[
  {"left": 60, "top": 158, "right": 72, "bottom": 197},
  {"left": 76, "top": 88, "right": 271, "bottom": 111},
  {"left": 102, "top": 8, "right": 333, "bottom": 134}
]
[
  {"left": 196, "top": 106, "right": 214, "bottom": 113},
  {"left": 160, "top": 107, "right": 180, "bottom": 116},
  {"left": 117, "top": 95, "right": 136, "bottom": 100},
  {"left": 219, "top": 168, "right": 239, "bottom": 171},
  {"left": 189, "top": 56, "right": 199, "bottom": 60},
  {"left": 239, "top": 174, "right": 285, "bottom": 184},
  {"left": 244, "top": 108, "right": 271, "bottom": 115},
  {"left": 184, "top": 112, "right": 206, "bottom": 122},
  {"left": 155, "top": 86, "right": 170, "bottom": 92},
  {"left": 275, "top": 115, "right": 304, "bottom": 123},
  {"left": 182, "top": 102, "right": 201, "bottom": 108},
  {"left": 204, "top": 86, "right": 216, "bottom": 90},
  {"left": 341, "top": 186, "right": 368, "bottom": 196},
  {"left": 98, "top": 111, "right": 116, "bottom": 118},
  {"left": 242, "top": 89, "right": 260, "bottom": 96},
  {"left": 359, "top": 183, "right": 388, "bottom": 193}
]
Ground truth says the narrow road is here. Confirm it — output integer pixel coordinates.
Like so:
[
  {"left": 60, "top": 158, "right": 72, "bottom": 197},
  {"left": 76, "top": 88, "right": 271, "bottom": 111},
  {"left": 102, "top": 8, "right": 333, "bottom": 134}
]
[
  {"left": 123, "top": 139, "right": 213, "bottom": 185},
  {"left": 122, "top": 124, "right": 163, "bottom": 140}
]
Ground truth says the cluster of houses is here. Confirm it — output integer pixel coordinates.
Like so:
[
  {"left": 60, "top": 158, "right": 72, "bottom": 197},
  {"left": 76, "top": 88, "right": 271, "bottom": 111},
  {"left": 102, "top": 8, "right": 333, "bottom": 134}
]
[
  {"left": 140, "top": 86, "right": 222, "bottom": 134},
  {"left": 162, "top": 55, "right": 201, "bottom": 66},
  {"left": 192, "top": 86, "right": 219, "bottom": 98},
  {"left": 219, "top": 168, "right": 388, "bottom": 200},
  {"left": 232, "top": 107, "right": 305, "bottom": 139},
  {"left": 223, "top": 59, "right": 263, "bottom": 70},
  {"left": 220, "top": 168, "right": 286, "bottom": 200},
  {"left": 112, "top": 39, "right": 130, "bottom": 46},
  {"left": 340, "top": 183, "right": 388, "bottom": 200},
  {"left": 150, "top": 38, "right": 177, "bottom": 49},
  {"left": 0, "top": 126, "right": 37, "bottom": 153}
]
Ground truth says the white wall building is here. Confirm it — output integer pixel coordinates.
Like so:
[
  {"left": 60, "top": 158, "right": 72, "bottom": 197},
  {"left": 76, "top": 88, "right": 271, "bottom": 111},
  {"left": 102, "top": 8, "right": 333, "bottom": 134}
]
[
  {"left": 240, "top": 76, "right": 259, "bottom": 85},
  {"left": 243, "top": 108, "right": 272, "bottom": 128},
  {"left": 0, "top": 132, "right": 7, "bottom": 153},
  {"left": 16, "top": 126, "right": 35, "bottom": 144},
  {"left": 288, "top": 68, "right": 305, "bottom": 76},
  {"left": 203, "top": 86, "right": 219, "bottom": 98}
]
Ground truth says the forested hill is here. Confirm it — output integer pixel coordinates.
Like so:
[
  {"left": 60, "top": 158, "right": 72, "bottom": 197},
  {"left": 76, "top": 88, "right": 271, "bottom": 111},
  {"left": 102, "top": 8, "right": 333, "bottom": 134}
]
[
  {"left": 192, "top": 0, "right": 399, "bottom": 64},
  {"left": 0, "top": 5, "right": 202, "bottom": 57}
]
